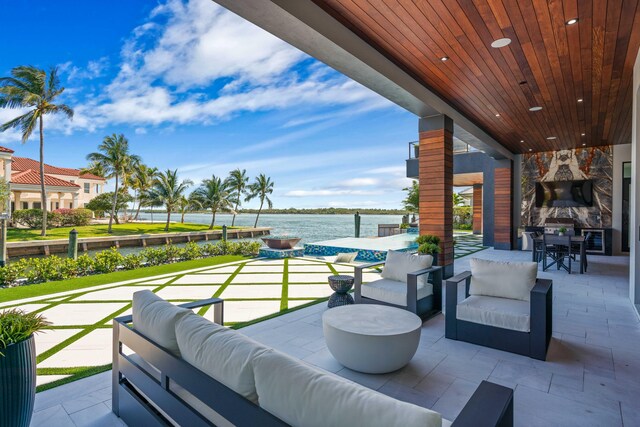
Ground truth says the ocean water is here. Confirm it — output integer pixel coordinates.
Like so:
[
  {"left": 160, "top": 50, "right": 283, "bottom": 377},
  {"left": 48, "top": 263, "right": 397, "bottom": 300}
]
[{"left": 136, "top": 213, "right": 404, "bottom": 244}]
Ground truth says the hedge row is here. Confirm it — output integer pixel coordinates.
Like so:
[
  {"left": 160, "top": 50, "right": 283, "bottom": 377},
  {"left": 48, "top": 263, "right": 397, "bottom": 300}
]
[
  {"left": 12, "top": 208, "right": 93, "bottom": 229},
  {"left": 0, "top": 240, "right": 261, "bottom": 287}
]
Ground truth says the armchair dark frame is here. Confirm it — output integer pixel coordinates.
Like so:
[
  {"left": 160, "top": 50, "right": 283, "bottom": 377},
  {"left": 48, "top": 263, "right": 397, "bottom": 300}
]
[
  {"left": 445, "top": 272, "right": 553, "bottom": 360},
  {"left": 354, "top": 260, "right": 443, "bottom": 319},
  {"left": 113, "top": 297, "right": 514, "bottom": 427}
]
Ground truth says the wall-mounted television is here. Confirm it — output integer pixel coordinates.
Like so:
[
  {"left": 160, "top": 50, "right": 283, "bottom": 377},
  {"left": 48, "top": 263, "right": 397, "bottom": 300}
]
[{"left": 535, "top": 180, "right": 593, "bottom": 208}]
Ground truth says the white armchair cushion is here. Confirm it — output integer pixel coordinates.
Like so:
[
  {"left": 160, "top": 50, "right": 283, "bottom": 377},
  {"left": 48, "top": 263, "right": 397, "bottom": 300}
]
[
  {"left": 469, "top": 258, "right": 537, "bottom": 301},
  {"left": 175, "top": 312, "right": 269, "bottom": 404},
  {"left": 456, "top": 295, "right": 530, "bottom": 332},
  {"left": 132, "top": 290, "right": 191, "bottom": 356},
  {"left": 381, "top": 250, "right": 433, "bottom": 286},
  {"left": 253, "top": 349, "right": 442, "bottom": 427},
  {"left": 361, "top": 278, "right": 433, "bottom": 306}
]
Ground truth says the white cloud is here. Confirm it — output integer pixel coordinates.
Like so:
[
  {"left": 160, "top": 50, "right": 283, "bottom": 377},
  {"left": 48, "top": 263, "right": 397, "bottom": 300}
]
[
  {"left": 50, "top": 0, "right": 392, "bottom": 134},
  {"left": 342, "top": 177, "right": 379, "bottom": 187}
]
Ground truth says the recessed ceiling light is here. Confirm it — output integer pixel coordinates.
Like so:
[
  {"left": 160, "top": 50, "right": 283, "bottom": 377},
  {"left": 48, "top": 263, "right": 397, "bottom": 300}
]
[
  {"left": 582, "top": 143, "right": 586, "bottom": 146},
  {"left": 520, "top": 140, "right": 524, "bottom": 143},
  {"left": 491, "top": 38, "right": 512, "bottom": 48},
  {"left": 440, "top": 56, "right": 449, "bottom": 62},
  {"left": 566, "top": 18, "right": 579, "bottom": 25},
  {"left": 546, "top": 136, "right": 557, "bottom": 140},
  {"left": 495, "top": 113, "right": 500, "bottom": 117},
  {"left": 581, "top": 133, "right": 585, "bottom": 136},
  {"left": 577, "top": 98, "right": 583, "bottom": 102},
  {"left": 529, "top": 106, "right": 543, "bottom": 111},
  {"left": 529, "top": 148, "right": 533, "bottom": 152}
]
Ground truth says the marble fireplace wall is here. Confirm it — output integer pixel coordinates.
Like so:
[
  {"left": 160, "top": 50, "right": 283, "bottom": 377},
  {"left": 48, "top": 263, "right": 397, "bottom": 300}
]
[{"left": 521, "top": 146, "right": 613, "bottom": 228}]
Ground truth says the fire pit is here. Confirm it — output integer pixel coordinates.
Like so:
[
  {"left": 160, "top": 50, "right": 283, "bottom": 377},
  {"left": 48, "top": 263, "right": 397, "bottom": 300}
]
[{"left": 261, "top": 236, "right": 302, "bottom": 250}]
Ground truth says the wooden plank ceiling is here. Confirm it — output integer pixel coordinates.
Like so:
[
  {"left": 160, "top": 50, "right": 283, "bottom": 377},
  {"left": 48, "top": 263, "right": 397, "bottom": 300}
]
[{"left": 312, "top": 0, "right": 640, "bottom": 154}]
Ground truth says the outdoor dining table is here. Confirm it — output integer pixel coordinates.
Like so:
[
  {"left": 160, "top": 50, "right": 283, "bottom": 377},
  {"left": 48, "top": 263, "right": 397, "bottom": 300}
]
[{"left": 532, "top": 235, "right": 587, "bottom": 274}]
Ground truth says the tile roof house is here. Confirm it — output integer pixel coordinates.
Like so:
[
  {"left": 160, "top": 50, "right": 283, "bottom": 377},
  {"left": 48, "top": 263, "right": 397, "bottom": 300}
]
[{"left": 0, "top": 147, "right": 107, "bottom": 211}]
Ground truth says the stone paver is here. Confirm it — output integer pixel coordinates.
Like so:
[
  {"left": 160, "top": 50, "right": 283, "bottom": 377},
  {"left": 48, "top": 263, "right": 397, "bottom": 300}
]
[{"left": 32, "top": 249, "right": 638, "bottom": 427}]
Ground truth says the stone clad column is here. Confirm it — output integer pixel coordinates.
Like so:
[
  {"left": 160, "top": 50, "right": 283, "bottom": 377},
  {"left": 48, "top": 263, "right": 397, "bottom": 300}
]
[
  {"left": 418, "top": 115, "right": 454, "bottom": 278},
  {"left": 472, "top": 184, "right": 483, "bottom": 234}
]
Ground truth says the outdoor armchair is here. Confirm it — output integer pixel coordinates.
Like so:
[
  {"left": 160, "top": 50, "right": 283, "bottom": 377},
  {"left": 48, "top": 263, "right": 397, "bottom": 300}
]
[
  {"left": 354, "top": 250, "right": 443, "bottom": 319},
  {"left": 445, "top": 258, "right": 552, "bottom": 360}
]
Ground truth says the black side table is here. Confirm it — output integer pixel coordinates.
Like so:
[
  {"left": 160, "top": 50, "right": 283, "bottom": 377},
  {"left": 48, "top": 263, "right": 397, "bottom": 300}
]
[{"left": 327, "top": 275, "right": 355, "bottom": 308}]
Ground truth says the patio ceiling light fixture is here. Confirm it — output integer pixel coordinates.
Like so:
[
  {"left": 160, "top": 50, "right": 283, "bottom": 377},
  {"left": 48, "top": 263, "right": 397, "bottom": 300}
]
[
  {"left": 491, "top": 38, "right": 511, "bottom": 48},
  {"left": 566, "top": 18, "right": 579, "bottom": 25},
  {"left": 440, "top": 56, "right": 449, "bottom": 61},
  {"left": 529, "top": 106, "right": 543, "bottom": 111}
]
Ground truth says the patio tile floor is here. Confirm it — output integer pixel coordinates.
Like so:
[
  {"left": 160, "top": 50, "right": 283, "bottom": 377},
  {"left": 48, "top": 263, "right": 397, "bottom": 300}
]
[{"left": 31, "top": 249, "right": 639, "bottom": 426}]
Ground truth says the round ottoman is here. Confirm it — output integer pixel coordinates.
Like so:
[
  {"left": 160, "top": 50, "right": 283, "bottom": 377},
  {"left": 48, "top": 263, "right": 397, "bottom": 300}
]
[{"left": 322, "top": 305, "right": 422, "bottom": 374}]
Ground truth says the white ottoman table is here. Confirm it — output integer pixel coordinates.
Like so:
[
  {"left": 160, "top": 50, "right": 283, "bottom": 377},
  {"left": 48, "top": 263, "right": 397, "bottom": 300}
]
[{"left": 322, "top": 304, "right": 422, "bottom": 374}]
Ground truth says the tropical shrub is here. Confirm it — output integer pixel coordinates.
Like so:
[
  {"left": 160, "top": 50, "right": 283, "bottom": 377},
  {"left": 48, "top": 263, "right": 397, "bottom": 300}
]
[
  {"left": 12, "top": 209, "right": 55, "bottom": 229},
  {"left": 415, "top": 234, "right": 441, "bottom": 246},
  {"left": 453, "top": 206, "right": 472, "bottom": 230},
  {"left": 0, "top": 239, "right": 261, "bottom": 287},
  {"left": 75, "top": 254, "right": 95, "bottom": 276},
  {"left": 182, "top": 242, "right": 203, "bottom": 260},
  {"left": 140, "top": 247, "right": 169, "bottom": 266},
  {"left": 93, "top": 247, "right": 124, "bottom": 273},
  {"left": 53, "top": 208, "right": 93, "bottom": 227},
  {"left": 122, "top": 253, "right": 144, "bottom": 270},
  {"left": 418, "top": 242, "right": 441, "bottom": 255},
  {"left": 0, "top": 309, "right": 50, "bottom": 355}
]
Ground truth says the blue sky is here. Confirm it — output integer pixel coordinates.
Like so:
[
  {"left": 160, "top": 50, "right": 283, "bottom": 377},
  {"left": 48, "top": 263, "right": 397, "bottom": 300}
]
[{"left": 0, "top": 0, "right": 417, "bottom": 209}]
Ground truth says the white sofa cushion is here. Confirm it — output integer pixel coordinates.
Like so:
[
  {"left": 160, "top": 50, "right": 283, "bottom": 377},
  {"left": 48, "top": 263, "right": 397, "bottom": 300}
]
[
  {"left": 253, "top": 349, "right": 442, "bottom": 427},
  {"left": 456, "top": 295, "right": 530, "bottom": 332},
  {"left": 361, "top": 278, "right": 433, "bottom": 306},
  {"left": 175, "top": 312, "right": 269, "bottom": 404},
  {"left": 382, "top": 250, "right": 432, "bottom": 286},
  {"left": 469, "top": 258, "right": 537, "bottom": 301},
  {"left": 132, "top": 290, "right": 191, "bottom": 356}
]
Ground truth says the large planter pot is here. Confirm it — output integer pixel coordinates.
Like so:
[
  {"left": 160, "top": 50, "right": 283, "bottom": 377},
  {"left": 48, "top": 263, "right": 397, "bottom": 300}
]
[{"left": 0, "top": 335, "right": 36, "bottom": 427}]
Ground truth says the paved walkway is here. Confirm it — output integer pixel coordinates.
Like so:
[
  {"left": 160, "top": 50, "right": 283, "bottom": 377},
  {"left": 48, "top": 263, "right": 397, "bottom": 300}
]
[
  {"left": 1, "top": 257, "right": 381, "bottom": 388},
  {"left": 30, "top": 249, "right": 640, "bottom": 427}
]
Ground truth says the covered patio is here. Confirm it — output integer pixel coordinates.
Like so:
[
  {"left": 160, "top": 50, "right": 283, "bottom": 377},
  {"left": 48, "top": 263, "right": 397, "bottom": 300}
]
[{"left": 29, "top": 250, "right": 638, "bottom": 426}]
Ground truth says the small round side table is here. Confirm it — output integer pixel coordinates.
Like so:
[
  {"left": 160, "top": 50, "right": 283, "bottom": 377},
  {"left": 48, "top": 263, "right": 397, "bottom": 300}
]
[{"left": 327, "top": 275, "right": 355, "bottom": 308}]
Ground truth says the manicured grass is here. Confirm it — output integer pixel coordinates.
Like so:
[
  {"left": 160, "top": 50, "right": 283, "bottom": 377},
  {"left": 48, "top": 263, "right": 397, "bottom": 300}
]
[
  {"left": 0, "top": 255, "right": 247, "bottom": 303},
  {"left": 7, "top": 222, "right": 243, "bottom": 241}
]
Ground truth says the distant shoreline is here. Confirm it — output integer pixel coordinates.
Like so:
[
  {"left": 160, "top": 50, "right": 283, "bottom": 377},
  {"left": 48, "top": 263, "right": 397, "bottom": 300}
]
[{"left": 140, "top": 208, "right": 410, "bottom": 215}]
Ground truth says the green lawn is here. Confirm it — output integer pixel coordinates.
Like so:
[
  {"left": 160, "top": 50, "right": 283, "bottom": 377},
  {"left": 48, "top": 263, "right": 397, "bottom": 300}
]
[
  {"left": 7, "top": 222, "right": 243, "bottom": 241},
  {"left": 0, "top": 255, "right": 246, "bottom": 303}
]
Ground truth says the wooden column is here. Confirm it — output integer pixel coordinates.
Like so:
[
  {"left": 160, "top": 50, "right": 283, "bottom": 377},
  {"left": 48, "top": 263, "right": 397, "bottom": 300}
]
[
  {"left": 472, "top": 184, "right": 483, "bottom": 235},
  {"left": 419, "top": 115, "right": 454, "bottom": 278},
  {"left": 494, "top": 165, "right": 513, "bottom": 250}
]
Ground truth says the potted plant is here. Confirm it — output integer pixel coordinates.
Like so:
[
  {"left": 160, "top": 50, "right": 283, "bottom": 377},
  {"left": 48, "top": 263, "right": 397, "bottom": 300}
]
[
  {"left": 415, "top": 234, "right": 441, "bottom": 265},
  {"left": 558, "top": 226, "right": 567, "bottom": 236},
  {"left": 0, "top": 309, "right": 49, "bottom": 427}
]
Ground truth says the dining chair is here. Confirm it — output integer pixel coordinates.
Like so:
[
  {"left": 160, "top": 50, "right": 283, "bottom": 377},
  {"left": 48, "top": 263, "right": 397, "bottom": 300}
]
[{"left": 542, "top": 234, "right": 573, "bottom": 273}]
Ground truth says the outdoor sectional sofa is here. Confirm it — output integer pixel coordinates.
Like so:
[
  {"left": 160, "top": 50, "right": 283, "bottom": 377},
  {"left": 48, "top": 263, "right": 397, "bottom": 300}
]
[{"left": 112, "top": 291, "right": 514, "bottom": 426}]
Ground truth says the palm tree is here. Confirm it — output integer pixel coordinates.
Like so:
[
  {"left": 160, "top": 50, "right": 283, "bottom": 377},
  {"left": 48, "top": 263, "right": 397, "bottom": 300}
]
[
  {"left": 148, "top": 169, "right": 192, "bottom": 231},
  {"left": 190, "top": 175, "right": 234, "bottom": 229},
  {"left": 131, "top": 164, "right": 158, "bottom": 220},
  {"left": 80, "top": 161, "right": 107, "bottom": 178},
  {"left": 86, "top": 134, "right": 141, "bottom": 233},
  {"left": 246, "top": 174, "right": 274, "bottom": 228},
  {"left": 0, "top": 66, "right": 74, "bottom": 236},
  {"left": 178, "top": 195, "right": 199, "bottom": 223},
  {"left": 227, "top": 168, "right": 249, "bottom": 226}
]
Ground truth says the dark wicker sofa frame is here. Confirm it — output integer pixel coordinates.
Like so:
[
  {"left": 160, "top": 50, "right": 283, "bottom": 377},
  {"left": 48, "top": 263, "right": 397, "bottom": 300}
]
[
  {"left": 354, "top": 261, "right": 443, "bottom": 320},
  {"left": 445, "top": 272, "right": 553, "bottom": 361},
  {"left": 113, "top": 297, "right": 514, "bottom": 426}
]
